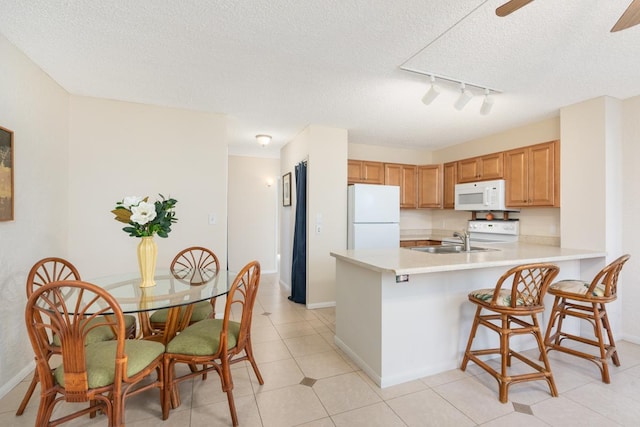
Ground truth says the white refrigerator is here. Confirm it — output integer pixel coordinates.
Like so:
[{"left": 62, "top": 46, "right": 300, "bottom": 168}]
[{"left": 347, "top": 184, "right": 400, "bottom": 249}]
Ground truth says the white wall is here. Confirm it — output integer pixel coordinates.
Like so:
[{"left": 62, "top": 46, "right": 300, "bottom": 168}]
[
  {"left": 280, "top": 125, "right": 348, "bottom": 307},
  {"left": 621, "top": 96, "right": 640, "bottom": 341},
  {"left": 228, "top": 155, "right": 280, "bottom": 273},
  {"left": 0, "top": 34, "right": 70, "bottom": 396},
  {"left": 67, "top": 96, "right": 228, "bottom": 278}
]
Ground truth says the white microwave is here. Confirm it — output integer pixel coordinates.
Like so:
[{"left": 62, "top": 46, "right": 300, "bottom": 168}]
[{"left": 454, "top": 179, "right": 518, "bottom": 211}]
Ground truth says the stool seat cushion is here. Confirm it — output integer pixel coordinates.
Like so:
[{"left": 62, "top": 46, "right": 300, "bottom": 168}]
[
  {"left": 549, "top": 280, "right": 605, "bottom": 297},
  {"left": 469, "top": 288, "right": 525, "bottom": 307}
]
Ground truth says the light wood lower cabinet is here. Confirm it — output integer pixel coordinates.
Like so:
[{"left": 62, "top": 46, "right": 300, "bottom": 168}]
[
  {"left": 400, "top": 239, "right": 442, "bottom": 247},
  {"left": 384, "top": 163, "right": 417, "bottom": 208},
  {"left": 504, "top": 140, "right": 559, "bottom": 207},
  {"left": 418, "top": 165, "right": 442, "bottom": 208}
]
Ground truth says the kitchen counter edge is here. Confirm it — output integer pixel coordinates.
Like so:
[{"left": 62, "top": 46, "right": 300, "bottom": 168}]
[{"left": 330, "top": 242, "right": 607, "bottom": 276}]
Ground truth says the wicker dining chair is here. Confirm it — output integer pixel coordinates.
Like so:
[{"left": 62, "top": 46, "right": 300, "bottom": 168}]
[
  {"left": 16, "top": 257, "right": 137, "bottom": 416},
  {"left": 25, "top": 279, "right": 167, "bottom": 426},
  {"left": 148, "top": 246, "right": 220, "bottom": 333},
  {"left": 460, "top": 263, "right": 560, "bottom": 403},
  {"left": 163, "top": 260, "right": 264, "bottom": 426},
  {"left": 544, "top": 254, "right": 631, "bottom": 383}
]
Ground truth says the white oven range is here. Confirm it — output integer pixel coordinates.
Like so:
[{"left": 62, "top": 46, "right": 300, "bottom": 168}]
[{"left": 442, "top": 220, "right": 519, "bottom": 245}]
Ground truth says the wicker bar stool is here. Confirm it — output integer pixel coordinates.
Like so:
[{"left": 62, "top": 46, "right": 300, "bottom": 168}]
[
  {"left": 543, "top": 254, "right": 630, "bottom": 383},
  {"left": 460, "top": 263, "right": 560, "bottom": 403}
]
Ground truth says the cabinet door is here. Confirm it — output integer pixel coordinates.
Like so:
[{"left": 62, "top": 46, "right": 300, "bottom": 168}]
[
  {"left": 362, "top": 161, "right": 384, "bottom": 184},
  {"left": 505, "top": 148, "right": 528, "bottom": 206},
  {"left": 418, "top": 164, "right": 442, "bottom": 208},
  {"left": 528, "top": 141, "right": 557, "bottom": 206},
  {"left": 458, "top": 153, "right": 504, "bottom": 182},
  {"left": 443, "top": 162, "right": 457, "bottom": 209},
  {"left": 457, "top": 158, "right": 480, "bottom": 183},
  {"left": 401, "top": 165, "right": 417, "bottom": 208},
  {"left": 505, "top": 141, "right": 559, "bottom": 208},
  {"left": 384, "top": 163, "right": 402, "bottom": 187},
  {"left": 479, "top": 153, "right": 504, "bottom": 180},
  {"left": 347, "top": 160, "right": 364, "bottom": 184},
  {"left": 384, "top": 163, "right": 417, "bottom": 209}
]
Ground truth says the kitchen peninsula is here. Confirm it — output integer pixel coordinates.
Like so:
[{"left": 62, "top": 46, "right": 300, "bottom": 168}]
[{"left": 330, "top": 243, "right": 606, "bottom": 388}]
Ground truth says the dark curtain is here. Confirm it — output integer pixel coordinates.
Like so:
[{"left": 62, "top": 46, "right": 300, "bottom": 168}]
[{"left": 289, "top": 161, "right": 307, "bottom": 304}]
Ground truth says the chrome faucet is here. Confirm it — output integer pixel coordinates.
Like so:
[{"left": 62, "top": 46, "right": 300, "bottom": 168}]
[{"left": 453, "top": 230, "right": 471, "bottom": 252}]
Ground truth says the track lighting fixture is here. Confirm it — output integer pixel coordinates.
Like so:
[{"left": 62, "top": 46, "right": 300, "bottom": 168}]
[
  {"left": 454, "top": 83, "right": 473, "bottom": 110},
  {"left": 421, "top": 75, "right": 441, "bottom": 105},
  {"left": 399, "top": 67, "right": 501, "bottom": 114},
  {"left": 480, "top": 89, "right": 494, "bottom": 115}
]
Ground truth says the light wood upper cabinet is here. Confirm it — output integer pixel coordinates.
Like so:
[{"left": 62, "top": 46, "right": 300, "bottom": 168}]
[
  {"left": 348, "top": 160, "right": 384, "bottom": 184},
  {"left": 457, "top": 152, "right": 504, "bottom": 183},
  {"left": 442, "top": 161, "right": 457, "bottom": 209},
  {"left": 505, "top": 140, "right": 559, "bottom": 207},
  {"left": 418, "top": 164, "right": 442, "bottom": 208},
  {"left": 384, "top": 163, "right": 417, "bottom": 208}
]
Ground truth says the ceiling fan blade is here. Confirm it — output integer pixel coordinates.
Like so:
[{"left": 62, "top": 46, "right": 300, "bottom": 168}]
[
  {"left": 611, "top": 0, "right": 640, "bottom": 32},
  {"left": 496, "top": 0, "right": 535, "bottom": 17}
]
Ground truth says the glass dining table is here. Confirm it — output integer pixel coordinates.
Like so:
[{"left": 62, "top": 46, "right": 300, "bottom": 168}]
[{"left": 87, "top": 267, "right": 233, "bottom": 344}]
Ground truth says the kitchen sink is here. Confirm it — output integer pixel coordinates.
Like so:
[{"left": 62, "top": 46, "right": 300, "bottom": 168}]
[{"left": 411, "top": 245, "right": 498, "bottom": 254}]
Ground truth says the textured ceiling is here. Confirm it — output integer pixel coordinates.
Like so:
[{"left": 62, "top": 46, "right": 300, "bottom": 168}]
[{"left": 1, "top": 0, "right": 639, "bottom": 157}]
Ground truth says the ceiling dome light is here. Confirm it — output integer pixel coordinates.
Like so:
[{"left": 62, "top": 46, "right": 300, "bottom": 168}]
[
  {"left": 480, "top": 89, "right": 494, "bottom": 115},
  {"left": 256, "top": 134, "right": 272, "bottom": 147},
  {"left": 421, "top": 75, "right": 441, "bottom": 105},
  {"left": 454, "top": 83, "right": 473, "bottom": 110}
]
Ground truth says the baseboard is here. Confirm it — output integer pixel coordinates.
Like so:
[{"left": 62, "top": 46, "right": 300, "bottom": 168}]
[
  {"left": 334, "top": 335, "right": 383, "bottom": 386},
  {"left": 620, "top": 334, "right": 640, "bottom": 345},
  {"left": 279, "top": 278, "right": 290, "bottom": 291},
  {"left": 0, "top": 361, "right": 34, "bottom": 400},
  {"left": 306, "top": 301, "right": 336, "bottom": 309}
]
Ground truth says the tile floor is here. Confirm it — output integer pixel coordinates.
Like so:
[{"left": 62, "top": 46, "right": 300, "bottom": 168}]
[{"left": 3, "top": 273, "right": 640, "bottom": 426}]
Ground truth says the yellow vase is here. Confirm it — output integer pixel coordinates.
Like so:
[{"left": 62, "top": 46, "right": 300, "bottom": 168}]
[{"left": 137, "top": 236, "right": 157, "bottom": 287}]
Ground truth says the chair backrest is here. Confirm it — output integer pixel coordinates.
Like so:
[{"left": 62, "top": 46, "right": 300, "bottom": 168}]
[
  {"left": 171, "top": 246, "right": 220, "bottom": 271},
  {"left": 588, "top": 254, "right": 631, "bottom": 298},
  {"left": 495, "top": 263, "right": 560, "bottom": 309},
  {"left": 26, "top": 258, "right": 82, "bottom": 349},
  {"left": 26, "top": 257, "right": 81, "bottom": 297},
  {"left": 220, "top": 261, "right": 261, "bottom": 353},
  {"left": 170, "top": 247, "right": 220, "bottom": 284},
  {"left": 25, "top": 280, "right": 126, "bottom": 401}
]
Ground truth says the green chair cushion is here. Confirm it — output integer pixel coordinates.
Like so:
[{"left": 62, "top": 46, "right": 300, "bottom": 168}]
[
  {"left": 54, "top": 339, "right": 164, "bottom": 388},
  {"left": 549, "top": 280, "right": 605, "bottom": 297},
  {"left": 52, "top": 315, "right": 137, "bottom": 347},
  {"left": 166, "top": 318, "right": 240, "bottom": 356},
  {"left": 469, "top": 288, "right": 526, "bottom": 307},
  {"left": 149, "top": 300, "right": 213, "bottom": 323}
]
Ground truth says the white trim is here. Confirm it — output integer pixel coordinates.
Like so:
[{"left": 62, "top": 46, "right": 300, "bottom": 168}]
[
  {"left": 0, "top": 360, "right": 34, "bottom": 400},
  {"left": 306, "top": 301, "right": 336, "bottom": 310}
]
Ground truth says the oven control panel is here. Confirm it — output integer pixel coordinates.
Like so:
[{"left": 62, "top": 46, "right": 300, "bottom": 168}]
[{"left": 467, "top": 220, "right": 519, "bottom": 236}]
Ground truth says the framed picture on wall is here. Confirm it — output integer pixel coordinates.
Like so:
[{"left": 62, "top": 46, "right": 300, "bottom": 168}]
[
  {"left": 0, "top": 126, "right": 13, "bottom": 221},
  {"left": 283, "top": 172, "right": 291, "bottom": 207}
]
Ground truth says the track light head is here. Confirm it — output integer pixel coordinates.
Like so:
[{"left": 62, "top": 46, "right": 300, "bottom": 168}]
[
  {"left": 454, "top": 83, "right": 473, "bottom": 110},
  {"left": 480, "top": 89, "right": 494, "bottom": 115},
  {"left": 421, "top": 75, "right": 441, "bottom": 105}
]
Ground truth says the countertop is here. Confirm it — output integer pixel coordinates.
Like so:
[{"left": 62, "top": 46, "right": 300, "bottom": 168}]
[{"left": 330, "top": 242, "right": 606, "bottom": 276}]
